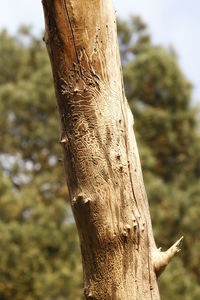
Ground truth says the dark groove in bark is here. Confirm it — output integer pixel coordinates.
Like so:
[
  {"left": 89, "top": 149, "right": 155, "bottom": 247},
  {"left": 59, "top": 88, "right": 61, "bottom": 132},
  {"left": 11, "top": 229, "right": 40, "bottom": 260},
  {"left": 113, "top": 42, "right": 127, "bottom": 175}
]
[
  {"left": 119, "top": 74, "right": 140, "bottom": 220},
  {"left": 63, "top": 0, "right": 80, "bottom": 64},
  {"left": 147, "top": 236, "right": 153, "bottom": 300}
]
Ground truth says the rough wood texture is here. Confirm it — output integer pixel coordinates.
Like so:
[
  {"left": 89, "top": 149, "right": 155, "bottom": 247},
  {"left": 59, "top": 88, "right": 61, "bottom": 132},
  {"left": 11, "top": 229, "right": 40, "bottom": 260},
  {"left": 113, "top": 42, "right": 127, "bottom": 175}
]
[{"left": 42, "top": 1, "right": 181, "bottom": 299}]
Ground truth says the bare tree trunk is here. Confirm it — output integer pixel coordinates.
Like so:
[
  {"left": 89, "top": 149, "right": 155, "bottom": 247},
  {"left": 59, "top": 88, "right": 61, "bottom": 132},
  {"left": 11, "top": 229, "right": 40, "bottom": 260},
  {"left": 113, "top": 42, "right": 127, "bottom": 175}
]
[{"left": 42, "top": 1, "right": 182, "bottom": 299}]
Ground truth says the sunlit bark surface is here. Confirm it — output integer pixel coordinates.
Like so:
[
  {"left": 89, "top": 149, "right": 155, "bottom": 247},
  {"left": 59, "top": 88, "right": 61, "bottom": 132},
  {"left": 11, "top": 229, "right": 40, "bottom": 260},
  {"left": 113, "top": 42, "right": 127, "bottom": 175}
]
[{"left": 42, "top": 1, "right": 180, "bottom": 299}]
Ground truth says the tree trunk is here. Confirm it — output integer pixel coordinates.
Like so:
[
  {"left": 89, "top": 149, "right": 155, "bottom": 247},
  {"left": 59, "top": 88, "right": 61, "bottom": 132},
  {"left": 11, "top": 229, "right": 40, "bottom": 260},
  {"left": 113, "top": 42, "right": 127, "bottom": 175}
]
[{"left": 42, "top": 1, "right": 182, "bottom": 299}]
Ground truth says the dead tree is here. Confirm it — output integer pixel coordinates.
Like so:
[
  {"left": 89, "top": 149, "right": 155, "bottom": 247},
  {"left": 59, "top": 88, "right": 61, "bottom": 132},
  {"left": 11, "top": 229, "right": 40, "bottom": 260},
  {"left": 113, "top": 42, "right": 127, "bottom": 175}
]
[{"left": 42, "top": 1, "right": 182, "bottom": 299}]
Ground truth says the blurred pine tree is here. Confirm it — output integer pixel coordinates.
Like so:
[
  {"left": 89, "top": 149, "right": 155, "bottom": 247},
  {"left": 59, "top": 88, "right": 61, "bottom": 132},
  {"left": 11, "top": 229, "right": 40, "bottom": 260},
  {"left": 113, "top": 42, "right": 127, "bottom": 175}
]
[{"left": 0, "top": 17, "right": 200, "bottom": 299}]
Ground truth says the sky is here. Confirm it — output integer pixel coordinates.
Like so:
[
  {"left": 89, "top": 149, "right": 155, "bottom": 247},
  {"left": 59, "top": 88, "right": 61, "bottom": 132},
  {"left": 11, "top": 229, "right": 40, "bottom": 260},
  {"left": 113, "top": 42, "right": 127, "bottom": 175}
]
[{"left": 1, "top": 0, "right": 200, "bottom": 101}]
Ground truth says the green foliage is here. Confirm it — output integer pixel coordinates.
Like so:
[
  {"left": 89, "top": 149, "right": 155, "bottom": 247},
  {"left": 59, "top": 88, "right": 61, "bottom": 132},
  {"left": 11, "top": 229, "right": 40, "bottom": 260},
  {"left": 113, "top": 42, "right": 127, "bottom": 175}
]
[
  {"left": 0, "top": 176, "right": 83, "bottom": 300},
  {"left": 0, "top": 16, "right": 200, "bottom": 299}
]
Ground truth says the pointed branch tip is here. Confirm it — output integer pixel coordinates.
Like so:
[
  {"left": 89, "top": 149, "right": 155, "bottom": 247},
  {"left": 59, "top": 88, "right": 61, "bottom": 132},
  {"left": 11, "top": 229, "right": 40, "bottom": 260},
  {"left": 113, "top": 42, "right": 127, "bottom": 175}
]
[
  {"left": 153, "top": 236, "right": 183, "bottom": 277},
  {"left": 60, "top": 137, "right": 68, "bottom": 144}
]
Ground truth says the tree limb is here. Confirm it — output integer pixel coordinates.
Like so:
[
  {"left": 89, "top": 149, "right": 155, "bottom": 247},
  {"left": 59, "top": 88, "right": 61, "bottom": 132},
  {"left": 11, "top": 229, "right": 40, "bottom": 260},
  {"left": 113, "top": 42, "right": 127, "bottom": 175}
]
[{"left": 153, "top": 236, "right": 183, "bottom": 277}]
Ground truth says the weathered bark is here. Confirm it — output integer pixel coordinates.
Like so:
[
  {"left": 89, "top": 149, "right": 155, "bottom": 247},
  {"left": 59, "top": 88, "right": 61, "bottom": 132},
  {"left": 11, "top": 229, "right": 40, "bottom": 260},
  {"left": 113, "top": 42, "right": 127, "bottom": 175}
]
[{"left": 42, "top": 1, "right": 182, "bottom": 299}]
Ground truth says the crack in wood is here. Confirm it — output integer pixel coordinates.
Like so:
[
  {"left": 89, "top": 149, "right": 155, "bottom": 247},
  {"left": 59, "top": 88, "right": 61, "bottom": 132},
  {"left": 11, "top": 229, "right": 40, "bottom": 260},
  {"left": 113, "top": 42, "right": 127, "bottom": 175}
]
[{"left": 63, "top": 0, "right": 80, "bottom": 64}]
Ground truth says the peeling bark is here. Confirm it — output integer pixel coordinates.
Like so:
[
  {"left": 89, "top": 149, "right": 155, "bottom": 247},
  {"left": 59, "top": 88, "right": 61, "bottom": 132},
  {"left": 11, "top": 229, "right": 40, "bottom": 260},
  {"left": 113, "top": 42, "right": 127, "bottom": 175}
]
[{"left": 42, "top": 1, "right": 181, "bottom": 299}]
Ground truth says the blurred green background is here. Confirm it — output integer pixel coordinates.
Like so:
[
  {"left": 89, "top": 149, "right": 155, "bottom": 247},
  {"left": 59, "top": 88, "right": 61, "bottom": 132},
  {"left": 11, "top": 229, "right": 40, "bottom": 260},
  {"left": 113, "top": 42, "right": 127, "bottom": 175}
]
[{"left": 0, "top": 16, "right": 200, "bottom": 299}]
